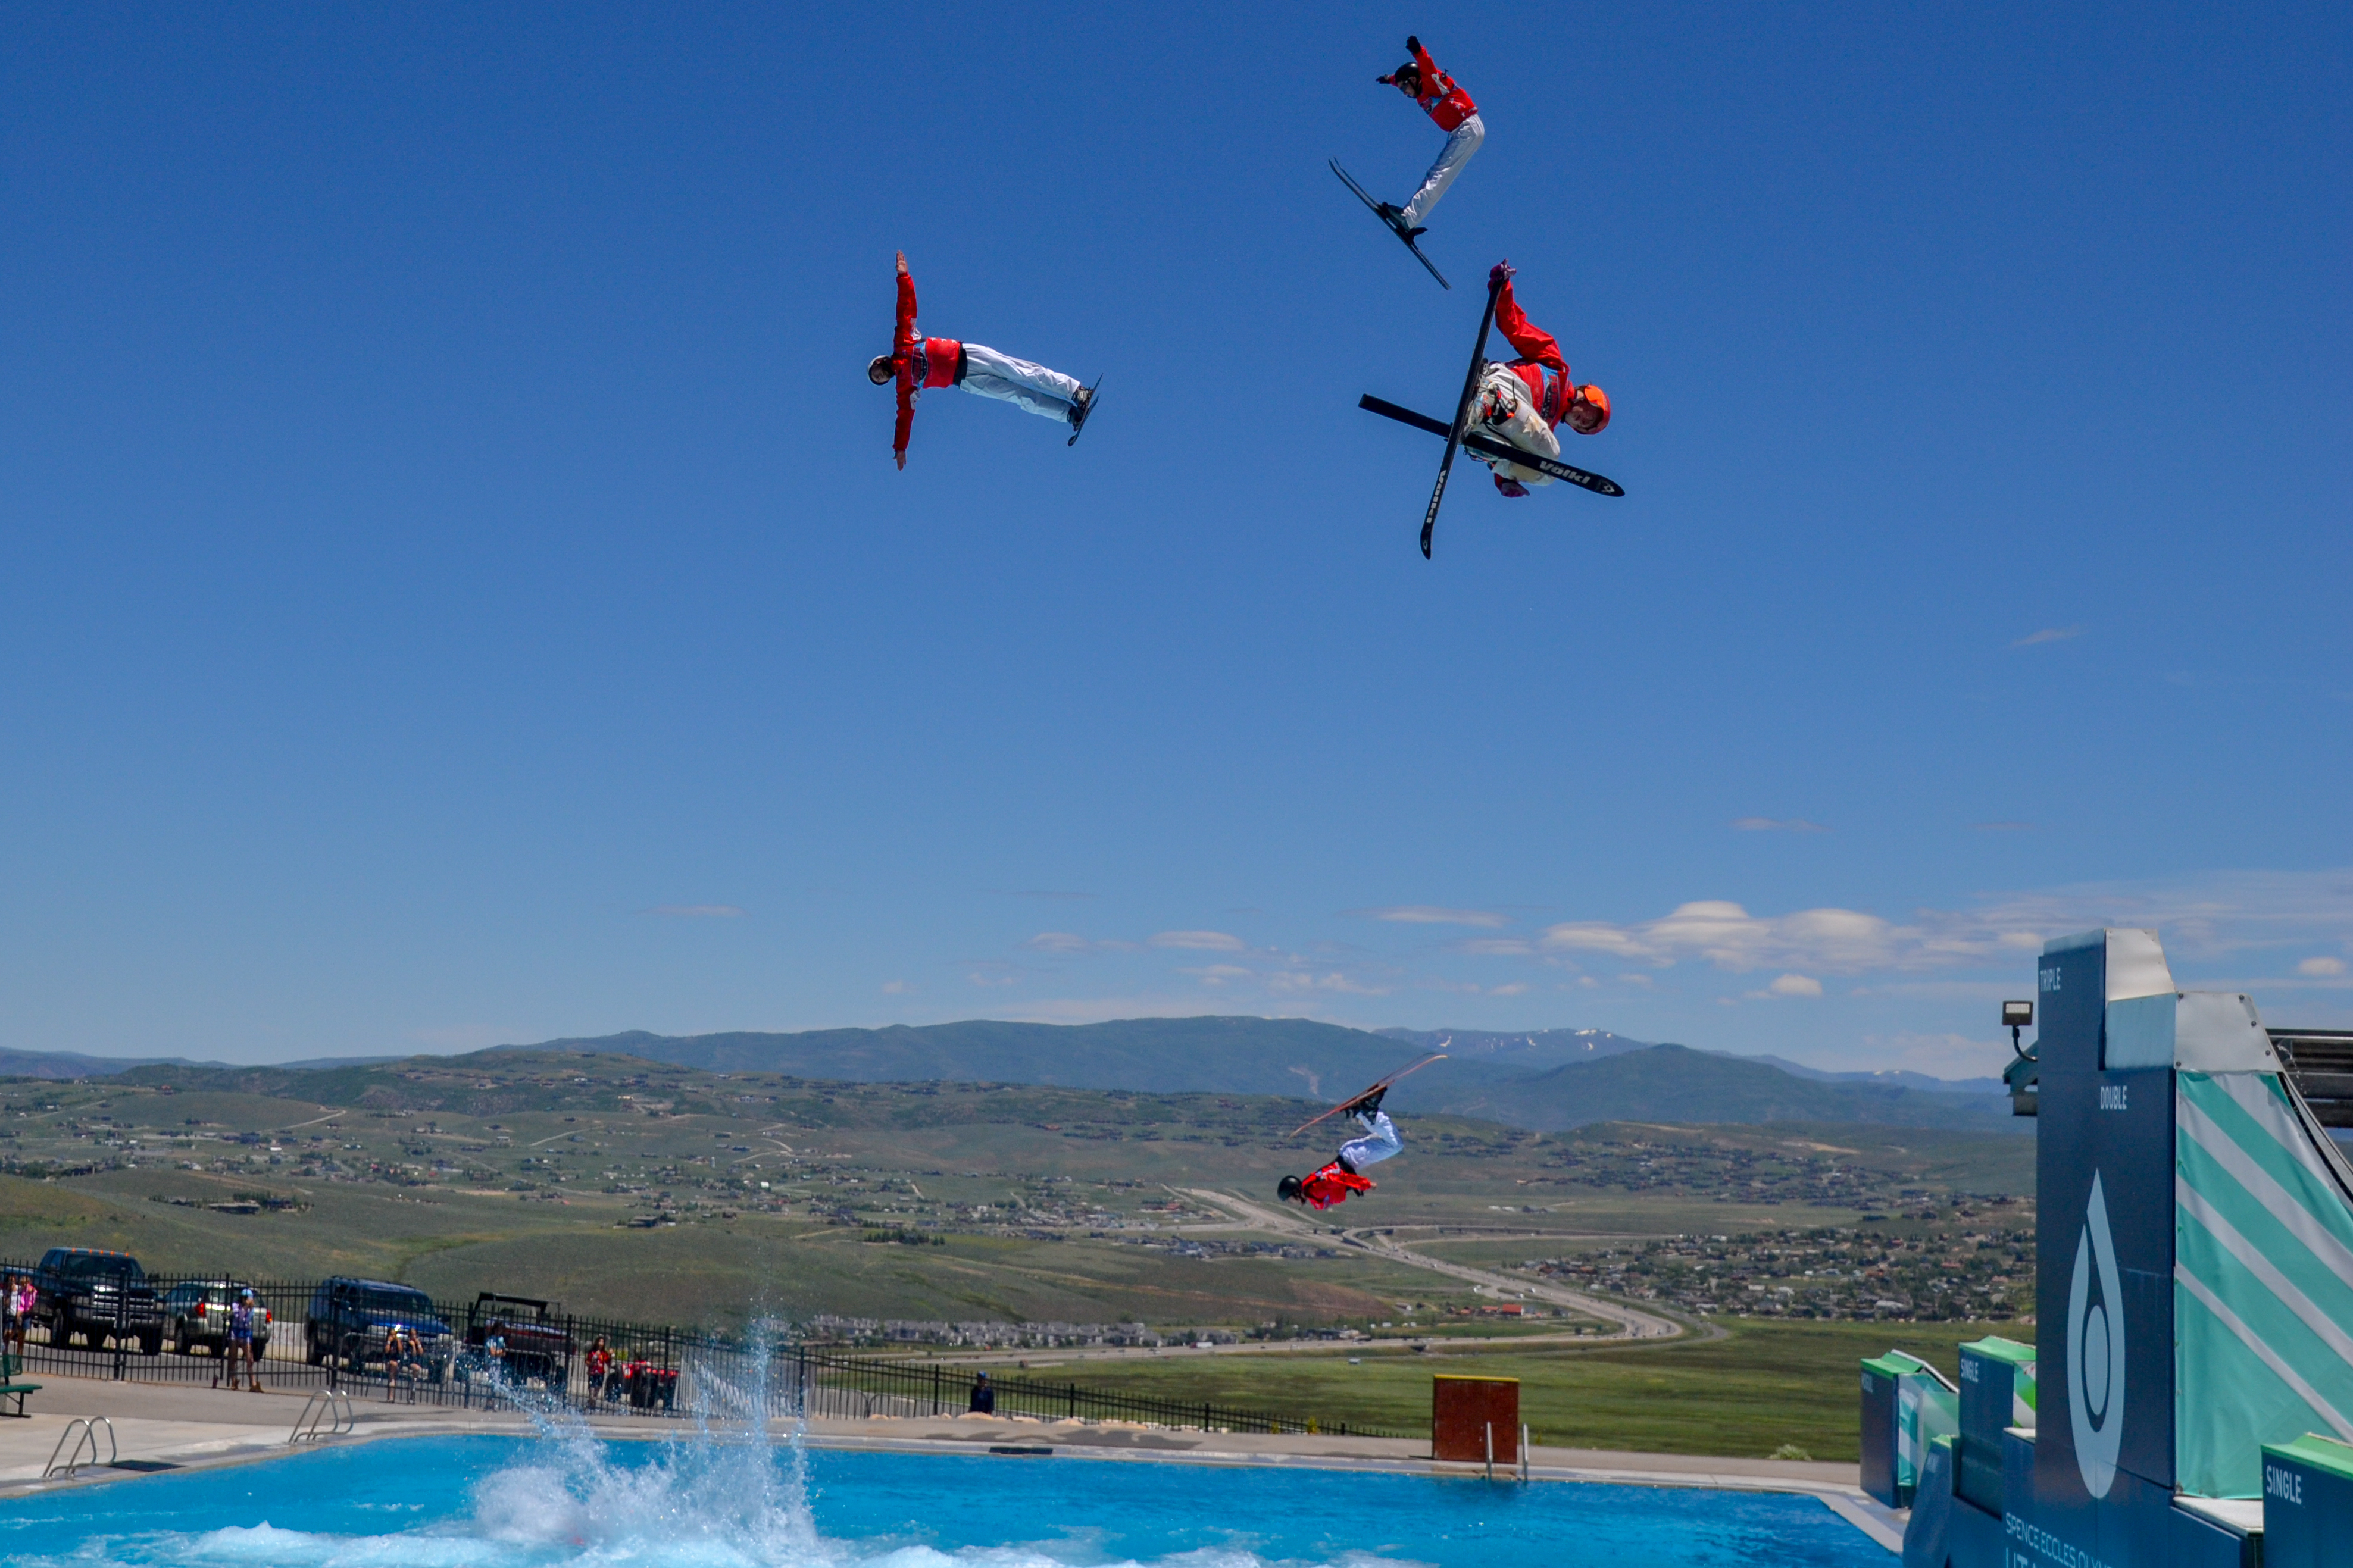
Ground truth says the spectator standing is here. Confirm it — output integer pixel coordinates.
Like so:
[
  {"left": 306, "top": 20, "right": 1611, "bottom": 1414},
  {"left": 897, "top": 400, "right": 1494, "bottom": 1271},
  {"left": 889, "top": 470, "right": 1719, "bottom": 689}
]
[
  {"left": 11, "top": 1277, "right": 33, "bottom": 1354},
  {"left": 585, "top": 1337, "right": 613, "bottom": 1401},
  {"left": 215, "top": 1288, "right": 262, "bottom": 1392},
  {"left": 968, "top": 1371, "right": 996, "bottom": 1415}
]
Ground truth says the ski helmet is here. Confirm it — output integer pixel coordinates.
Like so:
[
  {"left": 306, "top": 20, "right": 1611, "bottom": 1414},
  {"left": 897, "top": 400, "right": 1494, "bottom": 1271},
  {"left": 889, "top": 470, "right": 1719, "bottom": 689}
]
[
  {"left": 1570, "top": 384, "right": 1611, "bottom": 434},
  {"left": 1276, "top": 1175, "right": 1305, "bottom": 1203},
  {"left": 867, "top": 355, "right": 895, "bottom": 385}
]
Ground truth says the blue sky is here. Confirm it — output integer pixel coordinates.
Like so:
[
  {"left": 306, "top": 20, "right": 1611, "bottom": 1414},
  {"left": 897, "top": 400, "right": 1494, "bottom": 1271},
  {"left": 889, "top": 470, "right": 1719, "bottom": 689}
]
[{"left": 3, "top": 4, "right": 2348, "bottom": 1073}]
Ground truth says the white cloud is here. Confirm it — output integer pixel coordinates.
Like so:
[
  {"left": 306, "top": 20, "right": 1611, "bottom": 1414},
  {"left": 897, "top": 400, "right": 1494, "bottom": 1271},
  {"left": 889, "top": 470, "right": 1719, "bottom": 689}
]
[
  {"left": 1542, "top": 901, "right": 1921, "bottom": 972},
  {"left": 1489, "top": 982, "right": 1530, "bottom": 997},
  {"left": 2299, "top": 956, "right": 2346, "bottom": 977},
  {"left": 1180, "top": 965, "right": 1254, "bottom": 988},
  {"left": 644, "top": 904, "right": 746, "bottom": 918},
  {"left": 1767, "top": 973, "right": 1823, "bottom": 997},
  {"left": 1151, "top": 930, "right": 1246, "bottom": 952},
  {"left": 1516, "top": 869, "right": 2353, "bottom": 992},
  {"left": 965, "top": 971, "right": 1018, "bottom": 987},
  {"left": 2012, "top": 626, "right": 2084, "bottom": 648},
  {"left": 1348, "top": 905, "right": 1509, "bottom": 928},
  {"left": 1454, "top": 938, "right": 1535, "bottom": 956},
  {"left": 1731, "top": 818, "right": 1828, "bottom": 834},
  {"left": 1021, "top": 932, "right": 1093, "bottom": 953},
  {"left": 880, "top": 980, "right": 911, "bottom": 995},
  {"left": 1265, "top": 970, "right": 1390, "bottom": 996}
]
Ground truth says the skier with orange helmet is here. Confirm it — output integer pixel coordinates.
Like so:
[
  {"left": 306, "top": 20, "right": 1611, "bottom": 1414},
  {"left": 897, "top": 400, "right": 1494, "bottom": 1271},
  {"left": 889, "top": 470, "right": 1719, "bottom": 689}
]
[{"left": 1468, "top": 262, "right": 1610, "bottom": 497}]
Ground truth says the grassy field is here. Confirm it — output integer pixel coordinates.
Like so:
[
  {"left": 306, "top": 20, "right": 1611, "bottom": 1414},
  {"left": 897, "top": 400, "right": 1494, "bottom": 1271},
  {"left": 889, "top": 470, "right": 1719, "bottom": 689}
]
[{"left": 987, "top": 1318, "right": 2005, "bottom": 1461}]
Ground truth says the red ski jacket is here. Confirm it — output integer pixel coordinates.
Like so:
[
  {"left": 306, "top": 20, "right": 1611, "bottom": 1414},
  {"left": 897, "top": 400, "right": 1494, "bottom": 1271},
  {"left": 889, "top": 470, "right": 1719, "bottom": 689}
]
[
  {"left": 1493, "top": 277, "right": 1575, "bottom": 428},
  {"left": 1407, "top": 41, "right": 1477, "bottom": 133},
  {"left": 892, "top": 268, "right": 964, "bottom": 459},
  {"left": 1298, "top": 1162, "right": 1374, "bottom": 1210}
]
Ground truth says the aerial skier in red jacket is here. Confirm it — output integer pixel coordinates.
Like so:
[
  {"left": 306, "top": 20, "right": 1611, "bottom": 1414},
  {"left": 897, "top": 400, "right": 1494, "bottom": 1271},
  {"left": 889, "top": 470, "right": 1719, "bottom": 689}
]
[
  {"left": 1470, "top": 262, "right": 1611, "bottom": 497},
  {"left": 1277, "top": 1087, "right": 1403, "bottom": 1212},
  {"left": 869, "top": 253, "right": 1095, "bottom": 468},
  {"left": 1374, "top": 37, "right": 1484, "bottom": 236}
]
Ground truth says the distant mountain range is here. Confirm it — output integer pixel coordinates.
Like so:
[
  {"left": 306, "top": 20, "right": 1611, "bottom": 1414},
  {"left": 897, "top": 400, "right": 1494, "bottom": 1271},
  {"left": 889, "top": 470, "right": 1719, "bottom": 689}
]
[{"left": 1, "top": 1017, "right": 2016, "bottom": 1132}]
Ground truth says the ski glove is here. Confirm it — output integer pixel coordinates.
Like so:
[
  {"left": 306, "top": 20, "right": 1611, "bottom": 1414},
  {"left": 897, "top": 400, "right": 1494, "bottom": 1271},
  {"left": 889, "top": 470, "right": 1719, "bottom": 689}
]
[
  {"left": 1406, "top": 35, "right": 1420, "bottom": 52},
  {"left": 1489, "top": 261, "right": 1515, "bottom": 287}
]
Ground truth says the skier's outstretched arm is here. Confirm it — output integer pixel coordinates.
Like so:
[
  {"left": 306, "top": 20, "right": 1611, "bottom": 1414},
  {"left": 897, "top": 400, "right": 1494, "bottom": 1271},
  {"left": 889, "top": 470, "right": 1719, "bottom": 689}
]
[
  {"left": 893, "top": 252, "right": 916, "bottom": 468},
  {"left": 1491, "top": 271, "right": 1567, "bottom": 377}
]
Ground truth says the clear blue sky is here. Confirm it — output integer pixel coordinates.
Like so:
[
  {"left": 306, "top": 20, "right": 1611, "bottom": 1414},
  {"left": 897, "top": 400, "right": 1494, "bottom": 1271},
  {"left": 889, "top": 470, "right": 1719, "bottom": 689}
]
[{"left": 4, "top": 4, "right": 2348, "bottom": 1073}]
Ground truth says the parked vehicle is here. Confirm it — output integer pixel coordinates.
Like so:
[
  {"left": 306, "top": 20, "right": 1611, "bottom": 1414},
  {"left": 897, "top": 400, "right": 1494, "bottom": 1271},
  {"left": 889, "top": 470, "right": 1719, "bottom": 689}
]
[
  {"left": 160, "top": 1280, "right": 273, "bottom": 1357},
  {"left": 303, "top": 1277, "right": 452, "bottom": 1378},
  {"left": 30, "top": 1248, "right": 161, "bottom": 1354},
  {"left": 460, "top": 1292, "right": 573, "bottom": 1391}
]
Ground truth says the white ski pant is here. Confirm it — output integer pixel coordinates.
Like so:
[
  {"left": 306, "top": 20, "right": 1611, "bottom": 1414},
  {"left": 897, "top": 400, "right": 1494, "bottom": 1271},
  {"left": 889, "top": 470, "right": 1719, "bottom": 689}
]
[
  {"left": 1472, "top": 363, "right": 1560, "bottom": 485},
  {"left": 1338, "top": 1111, "right": 1402, "bottom": 1174},
  {"left": 1400, "top": 113, "right": 1484, "bottom": 227},
  {"left": 960, "top": 343, "right": 1084, "bottom": 423}
]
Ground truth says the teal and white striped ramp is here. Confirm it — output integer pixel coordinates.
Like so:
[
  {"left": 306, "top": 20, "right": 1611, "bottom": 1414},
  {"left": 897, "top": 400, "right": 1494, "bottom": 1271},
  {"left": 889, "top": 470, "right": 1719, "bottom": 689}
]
[{"left": 2176, "top": 1068, "right": 2353, "bottom": 1497}]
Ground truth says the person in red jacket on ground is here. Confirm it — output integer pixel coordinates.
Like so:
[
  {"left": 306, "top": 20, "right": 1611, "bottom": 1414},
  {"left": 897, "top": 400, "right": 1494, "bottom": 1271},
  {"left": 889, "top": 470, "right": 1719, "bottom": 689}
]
[
  {"left": 868, "top": 252, "right": 1094, "bottom": 468},
  {"left": 1469, "top": 262, "right": 1610, "bottom": 497},
  {"left": 1375, "top": 36, "right": 1484, "bottom": 235},
  {"left": 1277, "top": 1087, "right": 1404, "bottom": 1212}
]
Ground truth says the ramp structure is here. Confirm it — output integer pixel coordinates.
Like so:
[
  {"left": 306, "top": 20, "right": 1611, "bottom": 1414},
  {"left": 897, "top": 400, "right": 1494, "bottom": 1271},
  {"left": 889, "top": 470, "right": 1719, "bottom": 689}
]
[{"left": 1902, "top": 929, "right": 2353, "bottom": 1568}]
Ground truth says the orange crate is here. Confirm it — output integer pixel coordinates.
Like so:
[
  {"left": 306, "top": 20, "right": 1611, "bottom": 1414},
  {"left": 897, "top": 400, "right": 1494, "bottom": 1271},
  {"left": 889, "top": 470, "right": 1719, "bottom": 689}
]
[{"left": 1432, "top": 1375, "right": 1520, "bottom": 1463}]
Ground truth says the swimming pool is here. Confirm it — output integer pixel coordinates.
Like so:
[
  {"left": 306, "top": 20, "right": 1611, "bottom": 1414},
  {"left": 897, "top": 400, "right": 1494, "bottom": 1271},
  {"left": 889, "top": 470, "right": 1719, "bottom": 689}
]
[{"left": 0, "top": 1432, "right": 1891, "bottom": 1567}]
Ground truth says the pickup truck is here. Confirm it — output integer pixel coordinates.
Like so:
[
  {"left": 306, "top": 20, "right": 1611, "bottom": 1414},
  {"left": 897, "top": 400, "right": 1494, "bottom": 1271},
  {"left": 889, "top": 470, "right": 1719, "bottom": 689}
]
[
  {"left": 304, "top": 1277, "right": 454, "bottom": 1379},
  {"left": 460, "top": 1293, "right": 573, "bottom": 1391},
  {"left": 31, "top": 1248, "right": 163, "bottom": 1354}
]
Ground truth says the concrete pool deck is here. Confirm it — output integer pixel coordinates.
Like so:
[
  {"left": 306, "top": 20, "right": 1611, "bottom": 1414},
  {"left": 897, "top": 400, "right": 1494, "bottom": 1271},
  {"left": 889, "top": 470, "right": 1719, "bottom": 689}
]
[{"left": 0, "top": 1376, "right": 1906, "bottom": 1552}]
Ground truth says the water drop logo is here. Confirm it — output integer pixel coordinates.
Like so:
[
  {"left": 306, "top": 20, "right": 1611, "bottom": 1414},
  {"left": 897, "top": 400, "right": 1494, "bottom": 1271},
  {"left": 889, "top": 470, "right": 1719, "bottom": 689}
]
[{"left": 2067, "top": 1171, "right": 2126, "bottom": 1497}]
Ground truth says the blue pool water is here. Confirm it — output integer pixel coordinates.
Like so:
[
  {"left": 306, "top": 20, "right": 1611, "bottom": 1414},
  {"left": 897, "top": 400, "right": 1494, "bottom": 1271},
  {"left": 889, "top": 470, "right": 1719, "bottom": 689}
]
[{"left": 0, "top": 1434, "right": 1891, "bottom": 1568}]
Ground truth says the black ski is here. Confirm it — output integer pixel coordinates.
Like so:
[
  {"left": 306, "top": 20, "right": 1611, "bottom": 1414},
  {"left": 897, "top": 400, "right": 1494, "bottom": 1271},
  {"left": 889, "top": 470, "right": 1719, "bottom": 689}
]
[
  {"left": 1361, "top": 394, "right": 1627, "bottom": 498},
  {"left": 1329, "top": 159, "right": 1449, "bottom": 290},
  {"left": 1420, "top": 273, "right": 1505, "bottom": 558},
  {"left": 1066, "top": 375, "right": 1104, "bottom": 447}
]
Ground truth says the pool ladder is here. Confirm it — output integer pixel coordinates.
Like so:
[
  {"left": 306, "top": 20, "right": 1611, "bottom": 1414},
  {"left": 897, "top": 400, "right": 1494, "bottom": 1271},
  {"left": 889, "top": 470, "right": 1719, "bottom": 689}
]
[
  {"left": 289, "top": 1389, "right": 356, "bottom": 1444},
  {"left": 44, "top": 1416, "right": 117, "bottom": 1479}
]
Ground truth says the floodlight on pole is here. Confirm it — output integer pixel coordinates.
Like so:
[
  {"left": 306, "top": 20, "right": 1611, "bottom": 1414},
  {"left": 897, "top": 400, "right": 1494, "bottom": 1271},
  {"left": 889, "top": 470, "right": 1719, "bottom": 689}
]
[{"left": 2002, "top": 1000, "right": 2034, "bottom": 1057}]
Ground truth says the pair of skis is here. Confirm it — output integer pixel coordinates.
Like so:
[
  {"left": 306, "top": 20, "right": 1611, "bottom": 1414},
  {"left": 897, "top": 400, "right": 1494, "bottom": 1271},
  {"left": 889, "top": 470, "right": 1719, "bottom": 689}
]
[{"left": 1286, "top": 1051, "right": 1448, "bottom": 1138}]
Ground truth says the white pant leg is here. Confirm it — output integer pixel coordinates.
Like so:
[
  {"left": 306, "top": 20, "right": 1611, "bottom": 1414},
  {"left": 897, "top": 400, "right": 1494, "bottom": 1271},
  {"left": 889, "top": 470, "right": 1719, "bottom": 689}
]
[
  {"left": 958, "top": 342, "right": 1084, "bottom": 422},
  {"left": 1471, "top": 364, "right": 1560, "bottom": 486},
  {"left": 1337, "top": 1111, "right": 1402, "bottom": 1173},
  {"left": 1400, "top": 113, "right": 1483, "bottom": 227}
]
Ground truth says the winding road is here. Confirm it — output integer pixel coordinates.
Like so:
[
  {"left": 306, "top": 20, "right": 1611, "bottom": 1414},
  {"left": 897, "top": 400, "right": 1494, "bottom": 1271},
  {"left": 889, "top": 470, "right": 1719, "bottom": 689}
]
[{"left": 1173, "top": 1187, "right": 1693, "bottom": 1342}]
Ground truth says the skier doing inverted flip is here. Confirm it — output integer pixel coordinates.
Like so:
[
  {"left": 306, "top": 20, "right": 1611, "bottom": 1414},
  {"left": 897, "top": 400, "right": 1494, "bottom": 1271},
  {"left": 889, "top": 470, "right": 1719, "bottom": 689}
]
[
  {"left": 870, "top": 252, "right": 1095, "bottom": 468},
  {"left": 1469, "top": 262, "right": 1610, "bottom": 497},
  {"left": 1375, "top": 36, "right": 1483, "bottom": 237},
  {"left": 1277, "top": 1085, "right": 1403, "bottom": 1212}
]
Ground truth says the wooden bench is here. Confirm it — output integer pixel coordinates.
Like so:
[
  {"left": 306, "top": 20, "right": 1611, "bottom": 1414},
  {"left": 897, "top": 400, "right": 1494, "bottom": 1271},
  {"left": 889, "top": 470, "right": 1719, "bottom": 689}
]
[{"left": 0, "top": 1352, "right": 42, "bottom": 1417}]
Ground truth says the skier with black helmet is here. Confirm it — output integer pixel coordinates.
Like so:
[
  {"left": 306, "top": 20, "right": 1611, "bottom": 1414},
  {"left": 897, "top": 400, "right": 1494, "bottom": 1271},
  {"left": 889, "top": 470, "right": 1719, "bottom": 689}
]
[
  {"left": 1374, "top": 37, "right": 1484, "bottom": 237},
  {"left": 871, "top": 252, "right": 1096, "bottom": 468},
  {"left": 1277, "top": 1086, "right": 1404, "bottom": 1212}
]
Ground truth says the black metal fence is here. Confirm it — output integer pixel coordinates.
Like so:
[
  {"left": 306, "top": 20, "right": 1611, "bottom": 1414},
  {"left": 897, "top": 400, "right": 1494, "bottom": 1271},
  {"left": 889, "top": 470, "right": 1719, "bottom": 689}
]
[{"left": 0, "top": 1264, "right": 1413, "bottom": 1438}]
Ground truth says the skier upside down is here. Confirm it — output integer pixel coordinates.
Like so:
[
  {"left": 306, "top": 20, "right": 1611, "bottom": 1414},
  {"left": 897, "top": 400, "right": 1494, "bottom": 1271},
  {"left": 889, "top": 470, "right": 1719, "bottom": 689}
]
[
  {"left": 1471, "top": 262, "right": 1610, "bottom": 496},
  {"left": 871, "top": 252, "right": 1094, "bottom": 468},
  {"left": 1277, "top": 1085, "right": 1403, "bottom": 1210}
]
